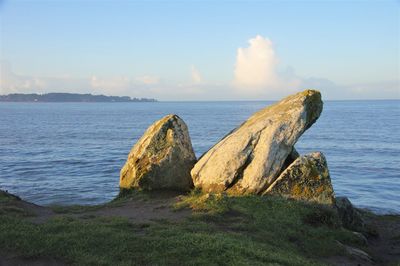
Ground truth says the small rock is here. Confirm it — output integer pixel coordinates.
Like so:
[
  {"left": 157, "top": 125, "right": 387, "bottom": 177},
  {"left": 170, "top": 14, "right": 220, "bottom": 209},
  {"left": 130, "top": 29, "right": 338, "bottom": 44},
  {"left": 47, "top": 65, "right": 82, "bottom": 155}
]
[
  {"left": 335, "top": 197, "right": 365, "bottom": 231},
  {"left": 336, "top": 241, "right": 372, "bottom": 263},
  {"left": 263, "top": 152, "right": 335, "bottom": 205},
  {"left": 352, "top": 231, "right": 368, "bottom": 245}
]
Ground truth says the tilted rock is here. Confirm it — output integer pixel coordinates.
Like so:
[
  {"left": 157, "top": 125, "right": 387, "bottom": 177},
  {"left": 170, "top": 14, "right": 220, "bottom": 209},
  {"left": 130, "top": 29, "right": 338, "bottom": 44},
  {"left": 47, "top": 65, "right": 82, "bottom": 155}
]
[
  {"left": 120, "top": 114, "right": 196, "bottom": 191},
  {"left": 263, "top": 152, "right": 335, "bottom": 205},
  {"left": 191, "top": 90, "right": 323, "bottom": 194}
]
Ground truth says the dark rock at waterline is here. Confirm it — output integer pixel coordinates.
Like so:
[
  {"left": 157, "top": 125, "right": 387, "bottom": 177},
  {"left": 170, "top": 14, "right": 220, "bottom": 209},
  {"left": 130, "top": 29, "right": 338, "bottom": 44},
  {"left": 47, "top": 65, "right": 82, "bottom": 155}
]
[{"left": 335, "top": 197, "right": 365, "bottom": 231}]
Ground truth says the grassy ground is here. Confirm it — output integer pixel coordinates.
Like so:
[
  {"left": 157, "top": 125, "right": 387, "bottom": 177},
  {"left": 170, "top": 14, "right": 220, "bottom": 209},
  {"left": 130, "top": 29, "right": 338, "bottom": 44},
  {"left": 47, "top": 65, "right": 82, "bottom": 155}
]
[{"left": 0, "top": 189, "right": 393, "bottom": 265}]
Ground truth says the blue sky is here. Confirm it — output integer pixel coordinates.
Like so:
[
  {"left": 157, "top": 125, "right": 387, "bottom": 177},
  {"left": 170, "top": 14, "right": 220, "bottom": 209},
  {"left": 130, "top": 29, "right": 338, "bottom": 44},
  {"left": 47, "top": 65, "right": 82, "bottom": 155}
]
[{"left": 0, "top": 0, "right": 399, "bottom": 100}]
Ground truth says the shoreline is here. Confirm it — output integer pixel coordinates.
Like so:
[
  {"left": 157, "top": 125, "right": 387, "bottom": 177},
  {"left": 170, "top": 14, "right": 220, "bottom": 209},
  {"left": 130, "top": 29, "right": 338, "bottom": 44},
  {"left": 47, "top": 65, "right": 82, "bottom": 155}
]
[{"left": 2, "top": 187, "right": 398, "bottom": 216}]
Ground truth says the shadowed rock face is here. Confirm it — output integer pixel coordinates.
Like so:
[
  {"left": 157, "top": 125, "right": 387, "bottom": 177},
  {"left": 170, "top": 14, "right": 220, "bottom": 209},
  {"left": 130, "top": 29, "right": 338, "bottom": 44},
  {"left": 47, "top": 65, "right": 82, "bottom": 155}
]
[
  {"left": 120, "top": 114, "right": 196, "bottom": 191},
  {"left": 335, "top": 197, "right": 365, "bottom": 230},
  {"left": 264, "top": 152, "right": 335, "bottom": 205},
  {"left": 191, "top": 90, "right": 323, "bottom": 194}
]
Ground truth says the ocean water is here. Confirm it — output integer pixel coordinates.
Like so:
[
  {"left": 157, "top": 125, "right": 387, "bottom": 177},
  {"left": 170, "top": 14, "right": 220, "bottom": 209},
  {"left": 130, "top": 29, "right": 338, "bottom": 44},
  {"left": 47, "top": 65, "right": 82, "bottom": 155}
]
[{"left": 0, "top": 101, "right": 399, "bottom": 213}]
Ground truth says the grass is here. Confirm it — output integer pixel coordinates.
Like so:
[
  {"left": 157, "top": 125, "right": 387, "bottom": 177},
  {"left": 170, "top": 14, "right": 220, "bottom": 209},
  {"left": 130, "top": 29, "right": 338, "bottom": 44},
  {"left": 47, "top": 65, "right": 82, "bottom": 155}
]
[
  {"left": 0, "top": 189, "right": 365, "bottom": 265},
  {"left": 0, "top": 189, "right": 21, "bottom": 203}
]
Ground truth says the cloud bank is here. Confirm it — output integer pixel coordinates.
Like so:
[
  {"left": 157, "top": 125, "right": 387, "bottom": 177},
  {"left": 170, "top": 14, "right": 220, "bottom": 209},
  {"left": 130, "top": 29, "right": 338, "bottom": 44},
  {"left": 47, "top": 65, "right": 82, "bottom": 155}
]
[
  {"left": 233, "top": 35, "right": 301, "bottom": 98},
  {"left": 1, "top": 35, "right": 399, "bottom": 100}
]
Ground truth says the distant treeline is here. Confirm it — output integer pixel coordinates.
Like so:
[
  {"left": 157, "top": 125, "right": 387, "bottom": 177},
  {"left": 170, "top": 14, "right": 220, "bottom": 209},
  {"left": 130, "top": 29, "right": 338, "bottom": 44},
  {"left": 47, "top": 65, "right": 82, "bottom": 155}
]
[{"left": 0, "top": 93, "right": 157, "bottom": 102}]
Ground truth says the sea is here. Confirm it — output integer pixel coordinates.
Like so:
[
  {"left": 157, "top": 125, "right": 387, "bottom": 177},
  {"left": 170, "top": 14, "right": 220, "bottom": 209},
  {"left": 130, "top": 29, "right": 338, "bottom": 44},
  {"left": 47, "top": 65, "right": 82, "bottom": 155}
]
[{"left": 0, "top": 100, "right": 399, "bottom": 214}]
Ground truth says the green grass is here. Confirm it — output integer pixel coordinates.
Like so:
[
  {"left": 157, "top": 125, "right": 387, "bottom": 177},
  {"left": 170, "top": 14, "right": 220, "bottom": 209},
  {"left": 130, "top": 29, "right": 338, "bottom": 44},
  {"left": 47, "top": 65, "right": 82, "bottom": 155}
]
[
  {"left": 0, "top": 190, "right": 21, "bottom": 203},
  {"left": 0, "top": 190, "right": 364, "bottom": 265}
]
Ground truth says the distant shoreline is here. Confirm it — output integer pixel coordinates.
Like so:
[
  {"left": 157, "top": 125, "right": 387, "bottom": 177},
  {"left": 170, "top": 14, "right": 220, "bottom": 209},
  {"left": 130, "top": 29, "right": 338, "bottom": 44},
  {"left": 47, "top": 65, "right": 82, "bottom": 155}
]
[{"left": 0, "top": 93, "right": 157, "bottom": 103}]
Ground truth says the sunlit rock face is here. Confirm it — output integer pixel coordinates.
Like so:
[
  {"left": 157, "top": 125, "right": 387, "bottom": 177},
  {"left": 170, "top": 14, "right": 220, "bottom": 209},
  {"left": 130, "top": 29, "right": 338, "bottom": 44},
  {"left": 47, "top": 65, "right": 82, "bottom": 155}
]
[
  {"left": 191, "top": 90, "right": 323, "bottom": 194},
  {"left": 263, "top": 152, "right": 335, "bottom": 205},
  {"left": 120, "top": 114, "right": 196, "bottom": 191}
]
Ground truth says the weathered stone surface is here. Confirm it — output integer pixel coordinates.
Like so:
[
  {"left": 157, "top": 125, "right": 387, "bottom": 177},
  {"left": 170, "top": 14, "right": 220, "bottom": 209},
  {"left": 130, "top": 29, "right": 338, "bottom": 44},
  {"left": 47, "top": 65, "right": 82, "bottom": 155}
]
[
  {"left": 120, "top": 114, "right": 196, "bottom": 191},
  {"left": 263, "top": 152, "right": 335, "bottom": 205},
  {"left": 335, "top": 197, "right": 365, "bottom": 230},
  {"left": 191, "top": 90, "right": 323, "bottom": 194},
  {"left": 336, "top": 241, "right": 372, "bottom": 263}
]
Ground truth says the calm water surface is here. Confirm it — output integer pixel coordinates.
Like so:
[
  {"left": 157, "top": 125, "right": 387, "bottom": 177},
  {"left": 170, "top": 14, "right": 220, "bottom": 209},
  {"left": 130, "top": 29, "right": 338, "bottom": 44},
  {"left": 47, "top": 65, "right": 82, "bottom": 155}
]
[{"left": 0, "top": 101, "right": 399, "bottom": 213}]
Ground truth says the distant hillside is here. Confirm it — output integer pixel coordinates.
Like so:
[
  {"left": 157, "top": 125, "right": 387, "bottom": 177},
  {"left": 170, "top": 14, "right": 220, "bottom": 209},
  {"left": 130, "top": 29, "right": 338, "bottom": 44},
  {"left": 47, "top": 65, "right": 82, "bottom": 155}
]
[{"left": 0, "top": 93, "right": 157, "bottom": 102}]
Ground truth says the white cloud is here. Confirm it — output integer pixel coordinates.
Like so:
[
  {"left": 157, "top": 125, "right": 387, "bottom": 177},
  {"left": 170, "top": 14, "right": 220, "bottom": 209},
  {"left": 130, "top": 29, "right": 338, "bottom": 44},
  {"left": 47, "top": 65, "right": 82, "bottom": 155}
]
[
  {"left": 90, "top": 75, "right": 131, "bottom": 92},
  {"left": 0, "top": 61, "right": 44, "bottom": 93},
  {"left": 135, "top": 75, "right": 160, "bottom": 85},
  {"left": 0, "top": 61, "right": 92, "bottom": 94},
  {"left": 2, "top": 39, "right": 399, "bottom": 100},
  {"left": 191, "top": 65, "right": 202, "bottom": 84},
  {"left": 0, "top": 61, "right": 154, "bottom": 97},
  {"left": 233, "top": 35, "right": 301, "bottom": 98}
]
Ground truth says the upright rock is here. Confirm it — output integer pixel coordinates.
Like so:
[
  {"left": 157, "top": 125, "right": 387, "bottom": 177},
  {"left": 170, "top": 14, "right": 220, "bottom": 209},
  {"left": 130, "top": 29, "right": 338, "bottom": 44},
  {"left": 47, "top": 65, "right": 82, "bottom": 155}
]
[
  {"left": 120, "top": 114, "right": 196, "bottom": 191},
  {"left": 191, "top": 90, "right": 323, "bottom": 194},
  {"left": 263, "top": 152, "right": 335, "bottom": 205}
]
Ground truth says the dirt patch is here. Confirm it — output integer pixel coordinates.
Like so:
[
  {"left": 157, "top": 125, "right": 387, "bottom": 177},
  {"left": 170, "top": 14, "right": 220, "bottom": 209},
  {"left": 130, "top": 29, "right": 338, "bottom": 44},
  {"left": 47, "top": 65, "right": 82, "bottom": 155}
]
[
  {"left": 80, "top": 191, "right": 191, "bottom": 223},
  {"left": 326, "top": 212, "right": 400, "bottom": 266},
  {"left": 365, "top": 214, "right": 400, "bottom": 265},
  {"left": 2, "top": 189, "right": 191, "bottom": 224}
]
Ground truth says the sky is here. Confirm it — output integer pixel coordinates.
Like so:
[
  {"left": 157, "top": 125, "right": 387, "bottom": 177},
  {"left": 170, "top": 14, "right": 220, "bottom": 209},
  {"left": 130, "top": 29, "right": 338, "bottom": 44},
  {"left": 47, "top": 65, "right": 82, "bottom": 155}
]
[{"left": 0, "top": 0, "right": 399, "bottom": 100}]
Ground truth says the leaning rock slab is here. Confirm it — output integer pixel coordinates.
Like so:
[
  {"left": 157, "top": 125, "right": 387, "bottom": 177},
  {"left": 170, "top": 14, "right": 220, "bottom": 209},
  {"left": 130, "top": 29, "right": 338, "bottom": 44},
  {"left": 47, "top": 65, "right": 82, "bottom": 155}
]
[
  {"left": 263, "top": 152, "right": 335, "bottom": 205},
  {"left": 191, "top": 90, "right": 323, "bottom": 194},
  {"left": 120, "top": 114, "right": 196, "bottom": 191}
]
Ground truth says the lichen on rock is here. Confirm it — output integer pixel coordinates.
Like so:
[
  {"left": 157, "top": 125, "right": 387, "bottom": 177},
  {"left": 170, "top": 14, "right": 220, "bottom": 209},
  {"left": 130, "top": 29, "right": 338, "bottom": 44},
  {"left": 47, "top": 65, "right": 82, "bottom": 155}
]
[
  {"left": 120, "top": 114, "right": 196, "bottom": 191},
  {"left": 191, "top": 89, "right": 323, "bottom": 194},
  {"left": 263, "top": 152, "right": 335, "bottom": 205}
]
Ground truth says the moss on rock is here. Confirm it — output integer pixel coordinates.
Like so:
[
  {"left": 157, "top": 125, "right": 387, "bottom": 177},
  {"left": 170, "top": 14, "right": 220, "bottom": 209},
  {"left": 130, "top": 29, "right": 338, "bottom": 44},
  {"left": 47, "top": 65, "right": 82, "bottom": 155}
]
[
  {"left": 120, "top": 114, "right": 197, "bottom": 191},
  {"left": 264, "top": 152, "right": 335, "bottom": 205}
]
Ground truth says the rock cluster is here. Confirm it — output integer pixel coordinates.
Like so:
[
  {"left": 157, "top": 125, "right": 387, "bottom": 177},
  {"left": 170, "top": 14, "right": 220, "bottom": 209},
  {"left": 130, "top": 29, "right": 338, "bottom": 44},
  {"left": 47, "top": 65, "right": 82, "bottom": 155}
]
[
  {"left": 191, "top": 90, "right": 323, "bottom": 195},
  {"left": 120, "top": 90, "right": 336, "bottom": 205}
]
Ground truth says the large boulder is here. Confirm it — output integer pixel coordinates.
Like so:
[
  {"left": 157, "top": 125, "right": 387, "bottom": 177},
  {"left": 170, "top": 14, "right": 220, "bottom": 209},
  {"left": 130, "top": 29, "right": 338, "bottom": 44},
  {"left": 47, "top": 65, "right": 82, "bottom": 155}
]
[
  {"left": 191, "top": 90, "right": 323, "bottom": 194},
  {"left": 263, "top": 152, "right": 335, "bottom": 205},
  {"left": 120, "top": 114, "right": 196, "bottom": 191}
]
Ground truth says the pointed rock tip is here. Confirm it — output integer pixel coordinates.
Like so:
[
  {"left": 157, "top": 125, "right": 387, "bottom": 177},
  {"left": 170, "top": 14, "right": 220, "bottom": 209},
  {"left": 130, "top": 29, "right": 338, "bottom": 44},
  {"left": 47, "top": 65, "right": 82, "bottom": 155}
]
[
  {"left": 119, "top": 113, "right": 196, "bottom": 191},
  {"left": 161, "top": 114, "right": 180, "bottom": 121},
  {"left": 300, "top": 89, "right": 321, "bottom": 96}
]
